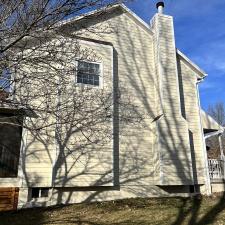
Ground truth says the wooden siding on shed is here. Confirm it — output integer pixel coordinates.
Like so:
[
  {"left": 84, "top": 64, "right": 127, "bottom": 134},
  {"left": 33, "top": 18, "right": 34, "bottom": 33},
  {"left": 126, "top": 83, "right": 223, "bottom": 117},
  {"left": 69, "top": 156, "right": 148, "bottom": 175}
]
[{"left": 0, "top": 187, "right": 19, "bottom": 211}]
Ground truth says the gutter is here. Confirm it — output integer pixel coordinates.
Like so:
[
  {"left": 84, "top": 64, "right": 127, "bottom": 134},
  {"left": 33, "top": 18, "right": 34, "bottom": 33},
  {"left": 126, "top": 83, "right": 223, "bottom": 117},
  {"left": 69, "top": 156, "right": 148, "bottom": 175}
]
[
  {"left": 204, "top": 129, "right": 224, "bottom": 139},
  {"left": 177, "top": 49, "right": 207, "bottom": 80},
  {"left": 196, "top": 82, "right": 212, "bottom": 195}
]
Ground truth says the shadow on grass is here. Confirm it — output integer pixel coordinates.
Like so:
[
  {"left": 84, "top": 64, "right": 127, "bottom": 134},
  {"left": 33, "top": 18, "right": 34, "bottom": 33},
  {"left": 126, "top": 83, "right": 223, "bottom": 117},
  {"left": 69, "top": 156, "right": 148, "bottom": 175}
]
[{"left": 0, "top": 196, "right": 225, "bottom": 225}]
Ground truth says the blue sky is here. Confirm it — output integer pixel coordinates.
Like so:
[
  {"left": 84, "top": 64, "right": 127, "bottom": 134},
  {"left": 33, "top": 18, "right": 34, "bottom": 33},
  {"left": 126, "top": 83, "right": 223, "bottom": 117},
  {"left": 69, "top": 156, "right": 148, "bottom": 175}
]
[{"left": 126, "top": 0, "right": 225, "bottom": 110}]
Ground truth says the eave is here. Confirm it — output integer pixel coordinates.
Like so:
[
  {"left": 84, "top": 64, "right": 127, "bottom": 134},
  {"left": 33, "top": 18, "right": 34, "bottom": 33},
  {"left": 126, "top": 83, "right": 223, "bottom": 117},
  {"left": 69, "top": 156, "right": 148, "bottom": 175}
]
[
  {"left": 56, "top": 4, "right": 153, "bottom": 36},
  {"left": 177, "top": 49, "right": 207, "bottom": 80}
]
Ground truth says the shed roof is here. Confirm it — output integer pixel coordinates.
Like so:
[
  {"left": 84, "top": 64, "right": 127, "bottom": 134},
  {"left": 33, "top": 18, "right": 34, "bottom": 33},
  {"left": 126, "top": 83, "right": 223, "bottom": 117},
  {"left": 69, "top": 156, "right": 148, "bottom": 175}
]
[{"left": 201, "top": 109, "right": 224, "bottom": 132}]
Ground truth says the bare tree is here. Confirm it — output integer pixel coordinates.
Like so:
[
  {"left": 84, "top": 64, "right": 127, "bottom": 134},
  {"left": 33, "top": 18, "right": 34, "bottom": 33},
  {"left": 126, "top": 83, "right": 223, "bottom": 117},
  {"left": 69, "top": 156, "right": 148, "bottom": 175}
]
[
  {"left": 0, "top": 0, "right": 139, "bottom": 130},
  {"left": 207, "top": 102, "right": 225, "bottom": 126},
  {"left": 0, "top": 0, "right": 138, "bottom": 125},
  {"left": 206, "top": 102, "right": 225, "bottom": 158},
  {"left": 0, "top": 0, "right": 151, "bottom": 194},
  {"left": 0, "top": 0, "right": 126, "bottom": 92}
]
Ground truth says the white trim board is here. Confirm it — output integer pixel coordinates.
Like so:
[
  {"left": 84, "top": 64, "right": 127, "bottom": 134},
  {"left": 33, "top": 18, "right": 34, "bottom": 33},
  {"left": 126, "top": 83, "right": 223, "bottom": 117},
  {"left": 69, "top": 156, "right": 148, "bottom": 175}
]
[{"left": 177, "top": 49, "right": 207, "bottom": 79}]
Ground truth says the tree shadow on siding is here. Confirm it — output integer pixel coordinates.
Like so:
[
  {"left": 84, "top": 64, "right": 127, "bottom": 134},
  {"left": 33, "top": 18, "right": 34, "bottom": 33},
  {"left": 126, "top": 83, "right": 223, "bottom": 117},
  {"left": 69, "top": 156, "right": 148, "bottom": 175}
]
[{"left": 9, "top": 8, "right": 155, "bottom": 216}]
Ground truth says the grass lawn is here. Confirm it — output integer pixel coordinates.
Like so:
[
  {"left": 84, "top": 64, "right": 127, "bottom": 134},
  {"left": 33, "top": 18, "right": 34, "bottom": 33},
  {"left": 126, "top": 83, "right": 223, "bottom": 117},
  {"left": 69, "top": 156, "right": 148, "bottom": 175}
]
[{"left": 1, "top": 195, "right": 225, "bottom": 225}]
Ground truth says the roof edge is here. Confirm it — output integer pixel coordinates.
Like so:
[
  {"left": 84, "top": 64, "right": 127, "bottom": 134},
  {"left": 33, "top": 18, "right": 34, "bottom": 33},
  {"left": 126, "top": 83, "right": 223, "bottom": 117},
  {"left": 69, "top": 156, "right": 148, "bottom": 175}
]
[
  {"left": 119, "top": 4, "right": 153, "bottom": 34},
  {"left": 56, "top": 4, "right": 120, "bottom": 27},
  {"left": 177, "top": 49, "right": 207, "bottom": 79},
  {"left": 201, "top": 109, "right": 224, "bottom": 132},
  {"left": 55, "top": 4, "right": 153, "bottom": 35}
]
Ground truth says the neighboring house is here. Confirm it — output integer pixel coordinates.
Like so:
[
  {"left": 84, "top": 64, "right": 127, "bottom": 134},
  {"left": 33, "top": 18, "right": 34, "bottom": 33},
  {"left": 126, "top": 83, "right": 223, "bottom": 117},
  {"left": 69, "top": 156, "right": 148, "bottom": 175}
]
[{"left": 0, "top": 2, "right": 224, "bottom": 210}]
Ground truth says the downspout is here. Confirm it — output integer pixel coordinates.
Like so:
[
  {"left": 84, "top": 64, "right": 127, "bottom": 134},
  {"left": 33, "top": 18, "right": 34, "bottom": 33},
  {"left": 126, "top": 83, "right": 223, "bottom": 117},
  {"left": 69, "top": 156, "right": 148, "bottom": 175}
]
[
  {"left": 51, "top": 71, "right": 61, "bottom": 202},
  {"left": 219, "top": 133, "right": 225, "bottom": 160},
  {"left": 196, "top": 79, "right": 212, "bottom": 195}
]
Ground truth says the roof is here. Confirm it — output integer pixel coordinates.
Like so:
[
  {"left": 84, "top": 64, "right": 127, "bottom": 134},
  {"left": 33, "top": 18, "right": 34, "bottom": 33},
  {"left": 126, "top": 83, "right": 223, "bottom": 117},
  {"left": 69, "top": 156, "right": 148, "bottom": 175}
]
[
  {"left": 201, "top": 109, "right": 224, "bottom": 132},
  {"left": 57, "top": 4, "right": 153, "bottom": 35}
]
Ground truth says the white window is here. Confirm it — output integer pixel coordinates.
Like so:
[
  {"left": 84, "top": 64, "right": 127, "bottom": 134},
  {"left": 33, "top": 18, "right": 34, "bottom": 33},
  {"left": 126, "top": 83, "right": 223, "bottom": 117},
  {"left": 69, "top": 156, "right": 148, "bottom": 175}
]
[
  {"left": 31, "top": 188, "right": 49, "bottom": 199},
  {"left": 76, "top": 61, "right": 101, "bottom": 86}
]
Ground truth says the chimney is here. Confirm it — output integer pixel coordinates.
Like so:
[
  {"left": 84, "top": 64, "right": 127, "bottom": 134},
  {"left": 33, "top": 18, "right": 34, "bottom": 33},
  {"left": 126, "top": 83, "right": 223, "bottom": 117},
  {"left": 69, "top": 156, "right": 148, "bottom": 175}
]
[
  {"left": 156, "top": 1, "right": 164, "bottom": 14},
  {"left": 150, "top": 2, "right": 193, "bottom": 186}
]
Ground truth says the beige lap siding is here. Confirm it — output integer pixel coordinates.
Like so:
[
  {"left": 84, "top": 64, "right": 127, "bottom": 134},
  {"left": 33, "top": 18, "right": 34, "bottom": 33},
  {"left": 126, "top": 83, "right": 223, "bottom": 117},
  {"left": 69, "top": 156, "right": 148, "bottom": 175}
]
[
  {"left": 22, "top": 126, "right": 55, "bottom": 187},
  {"left": 53, "top": 43, "right": 114, "bottom": 187},
  {"left": 150, "top": 13, "right": 193, "bottom": 185},
  {"left": 21, "top": 7, "right": 205, "bottom": 192},
  {"left": 177, "top": 56, "right": 206, "bottom": 184},
  {"left": 59, "top": 11, "right": 156, "bottom": 187}
]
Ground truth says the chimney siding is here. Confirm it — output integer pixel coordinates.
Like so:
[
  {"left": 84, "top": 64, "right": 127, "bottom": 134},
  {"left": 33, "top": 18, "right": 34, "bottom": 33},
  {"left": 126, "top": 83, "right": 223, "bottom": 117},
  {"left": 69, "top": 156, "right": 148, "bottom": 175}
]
[{"left": 151, "top": 13, "right": 194, "bottom": 185}]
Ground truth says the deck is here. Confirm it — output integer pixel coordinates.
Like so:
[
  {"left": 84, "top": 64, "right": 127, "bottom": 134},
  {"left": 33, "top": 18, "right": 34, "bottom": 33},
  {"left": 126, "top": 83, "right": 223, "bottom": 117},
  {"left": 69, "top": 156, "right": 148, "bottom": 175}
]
[{"left": 208, "top": 159, "right": 225, "bottom": 183}]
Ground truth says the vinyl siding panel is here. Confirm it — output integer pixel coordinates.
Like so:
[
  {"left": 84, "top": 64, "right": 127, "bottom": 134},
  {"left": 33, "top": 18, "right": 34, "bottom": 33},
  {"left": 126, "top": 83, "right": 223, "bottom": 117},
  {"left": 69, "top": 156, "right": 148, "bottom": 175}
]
[
  {"left": 177, "top": 55, "right": 206, "bottom": 184},
  {"left": 74, "top": 12, "right": 156, "bottom": 187},
  {"left": 20, "top": 11, "right": 156, "bottom": 188},
  {"left": 150, "top": 14, "right": 193, "bottom": 185}
]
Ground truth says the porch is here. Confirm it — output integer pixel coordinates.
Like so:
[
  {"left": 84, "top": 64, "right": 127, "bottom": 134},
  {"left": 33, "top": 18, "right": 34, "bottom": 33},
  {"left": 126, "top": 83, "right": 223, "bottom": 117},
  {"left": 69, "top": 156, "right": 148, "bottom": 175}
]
[
  {"left": 201, "top": 110, "right": 225, "bottom": 185},
  {"left": 208, "top": 158, "right": 225, "bottom": 193},
  {"left": 206, "top": 133, "right": 225, "bottom": 186}
]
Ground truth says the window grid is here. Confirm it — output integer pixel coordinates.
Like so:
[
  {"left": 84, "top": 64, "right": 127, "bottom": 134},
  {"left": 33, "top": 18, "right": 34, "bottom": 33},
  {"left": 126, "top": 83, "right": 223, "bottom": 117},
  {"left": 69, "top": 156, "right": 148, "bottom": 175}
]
[{"left": 76, "top": 61, "right": 101, "bottom": 86}]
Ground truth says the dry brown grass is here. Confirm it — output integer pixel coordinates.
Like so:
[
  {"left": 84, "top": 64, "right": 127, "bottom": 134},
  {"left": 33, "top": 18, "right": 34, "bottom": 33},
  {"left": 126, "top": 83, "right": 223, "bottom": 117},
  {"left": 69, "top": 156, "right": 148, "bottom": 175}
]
[{"left": 1, "top": 195, "right": 225, "bottom": 225}]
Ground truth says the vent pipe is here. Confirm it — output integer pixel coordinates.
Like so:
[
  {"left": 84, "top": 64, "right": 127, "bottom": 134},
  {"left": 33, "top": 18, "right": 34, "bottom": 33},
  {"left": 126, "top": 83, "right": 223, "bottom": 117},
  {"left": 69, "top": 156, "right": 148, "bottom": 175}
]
[{"left": 156, "top": 2, "right": 164, "bottom": 14}]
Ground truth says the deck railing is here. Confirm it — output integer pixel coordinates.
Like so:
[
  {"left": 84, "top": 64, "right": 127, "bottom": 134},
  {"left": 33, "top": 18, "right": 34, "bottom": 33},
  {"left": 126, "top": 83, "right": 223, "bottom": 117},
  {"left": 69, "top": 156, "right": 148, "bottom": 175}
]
[{"left": 208, "top": 159, "right": 225, "bottom": 180}]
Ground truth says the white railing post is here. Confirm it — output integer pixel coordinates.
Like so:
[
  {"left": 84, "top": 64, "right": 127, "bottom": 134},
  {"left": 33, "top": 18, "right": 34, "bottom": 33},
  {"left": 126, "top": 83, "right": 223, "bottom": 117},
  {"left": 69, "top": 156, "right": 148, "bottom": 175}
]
[
  {"left": 219, "top": 134, "right": 224, "bottom": 160},
  {"left": 223, "top": 159, "right": 225, "bottom": 180},
  {"left": 218, "top": 134, "right": 225, "bottom": 179}
]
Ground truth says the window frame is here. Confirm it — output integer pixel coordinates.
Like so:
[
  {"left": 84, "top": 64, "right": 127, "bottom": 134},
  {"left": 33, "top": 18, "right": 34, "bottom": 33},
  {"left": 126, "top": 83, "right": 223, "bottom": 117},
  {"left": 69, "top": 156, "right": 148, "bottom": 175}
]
[
  {"left": 30, "top": 187, "right": 50, "bottom": 199},
  {"left": 0, "top": 112, "right": 23, "bottom": 178},
  {"left": 75, "top": 60, "right": 103, "bottom": 88}
]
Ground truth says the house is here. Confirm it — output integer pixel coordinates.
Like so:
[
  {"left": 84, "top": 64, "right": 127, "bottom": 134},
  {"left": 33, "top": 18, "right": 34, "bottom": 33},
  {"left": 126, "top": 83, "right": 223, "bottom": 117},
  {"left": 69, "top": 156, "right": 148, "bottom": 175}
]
[{"left": 0, "top": 2, "right": 224, "bottom": 211}]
